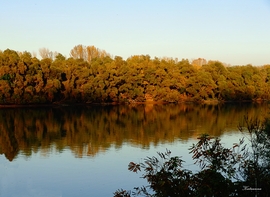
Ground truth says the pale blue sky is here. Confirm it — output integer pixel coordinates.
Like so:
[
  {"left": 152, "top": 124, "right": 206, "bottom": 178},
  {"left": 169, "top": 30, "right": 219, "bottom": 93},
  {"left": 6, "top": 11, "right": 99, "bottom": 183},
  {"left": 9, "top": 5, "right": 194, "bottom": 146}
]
[{"left": 1, "top": 0, "right": 270, "bottom": 65}]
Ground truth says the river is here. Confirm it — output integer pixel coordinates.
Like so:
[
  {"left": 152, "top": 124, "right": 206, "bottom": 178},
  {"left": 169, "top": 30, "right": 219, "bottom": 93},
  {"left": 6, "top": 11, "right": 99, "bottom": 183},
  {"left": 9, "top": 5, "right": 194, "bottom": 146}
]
[{"left": 0, "top": 103, "right": 268, "bottom": 197}]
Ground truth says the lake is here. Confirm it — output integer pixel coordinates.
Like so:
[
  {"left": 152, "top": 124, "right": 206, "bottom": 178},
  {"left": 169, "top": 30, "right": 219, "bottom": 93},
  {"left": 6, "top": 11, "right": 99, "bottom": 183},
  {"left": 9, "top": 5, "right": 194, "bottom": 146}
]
[{"left": 0, "top": 103, "right": 269, "bottom": 197}]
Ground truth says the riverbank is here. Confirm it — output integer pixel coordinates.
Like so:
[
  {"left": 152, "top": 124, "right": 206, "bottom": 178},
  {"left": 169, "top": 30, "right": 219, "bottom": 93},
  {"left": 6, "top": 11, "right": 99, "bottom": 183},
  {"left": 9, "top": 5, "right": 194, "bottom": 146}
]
[{"left": 0, "top": 99, "right": 268, "bottom": 108}]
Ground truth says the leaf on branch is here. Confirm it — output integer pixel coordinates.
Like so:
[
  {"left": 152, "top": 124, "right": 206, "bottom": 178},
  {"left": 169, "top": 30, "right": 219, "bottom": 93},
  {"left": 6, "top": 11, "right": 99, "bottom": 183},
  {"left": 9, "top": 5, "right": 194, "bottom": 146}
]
[
  {"left": 128, "top": 162, "right": 141, "bottom": 173},
  {"left": 232, "top": 143, "right": 239, "bottom": 149},
  {"left": 113, "top": 189, "right": 131, "bottom": 197},
  {"left": 241, "top": 144, "right": 247, "bottom": 152}
]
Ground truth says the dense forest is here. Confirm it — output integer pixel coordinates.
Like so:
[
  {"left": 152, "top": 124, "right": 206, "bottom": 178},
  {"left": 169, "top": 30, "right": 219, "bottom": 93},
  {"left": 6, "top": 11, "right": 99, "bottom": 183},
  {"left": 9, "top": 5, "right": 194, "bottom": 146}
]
[{"left": 1, "top": 45, "right": 270, "bottom": 104}]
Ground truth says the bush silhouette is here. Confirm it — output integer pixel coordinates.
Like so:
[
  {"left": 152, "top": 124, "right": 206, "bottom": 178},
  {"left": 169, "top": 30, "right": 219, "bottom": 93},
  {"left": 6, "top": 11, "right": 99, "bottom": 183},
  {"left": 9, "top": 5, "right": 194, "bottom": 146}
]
[{"left": 114, "top": 117, "right": 270, "bottom": 197}]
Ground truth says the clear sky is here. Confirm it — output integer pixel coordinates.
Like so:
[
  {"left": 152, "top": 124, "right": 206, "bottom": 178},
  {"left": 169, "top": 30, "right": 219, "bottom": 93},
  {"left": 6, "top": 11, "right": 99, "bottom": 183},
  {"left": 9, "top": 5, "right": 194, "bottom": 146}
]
[{"left": 1, "top": 0, "right": 270, "bottom": 66}]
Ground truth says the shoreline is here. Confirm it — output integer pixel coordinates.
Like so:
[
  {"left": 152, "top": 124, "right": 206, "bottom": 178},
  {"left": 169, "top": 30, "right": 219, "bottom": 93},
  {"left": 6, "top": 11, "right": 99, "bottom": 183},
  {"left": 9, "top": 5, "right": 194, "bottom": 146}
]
[{"left": 0, "top": 100, "right": 267, "bottom": 108}]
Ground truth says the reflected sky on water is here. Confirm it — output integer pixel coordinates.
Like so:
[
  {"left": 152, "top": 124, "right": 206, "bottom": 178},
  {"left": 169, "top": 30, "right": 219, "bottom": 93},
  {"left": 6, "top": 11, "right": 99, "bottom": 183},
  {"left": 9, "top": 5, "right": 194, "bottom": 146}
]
[
  {"left": 0, "top": 103, "right": 268, "bottom": 196},
  {"left": 1, "top": 142, "right": 199, "bottom": 197}
]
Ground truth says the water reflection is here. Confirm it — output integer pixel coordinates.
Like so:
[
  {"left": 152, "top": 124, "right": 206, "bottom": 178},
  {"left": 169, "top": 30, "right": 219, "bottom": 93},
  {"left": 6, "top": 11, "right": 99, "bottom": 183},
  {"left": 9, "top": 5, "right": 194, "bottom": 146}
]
[{"left": 0, "top": 103, "right": 268, "bottom": 161}]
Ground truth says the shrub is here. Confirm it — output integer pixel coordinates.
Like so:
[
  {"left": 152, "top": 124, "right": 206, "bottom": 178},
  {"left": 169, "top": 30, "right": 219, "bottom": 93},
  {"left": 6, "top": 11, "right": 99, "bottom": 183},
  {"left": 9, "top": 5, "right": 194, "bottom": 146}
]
[{"left": 114, "top": 117, "right": 270, "bottom": 197}]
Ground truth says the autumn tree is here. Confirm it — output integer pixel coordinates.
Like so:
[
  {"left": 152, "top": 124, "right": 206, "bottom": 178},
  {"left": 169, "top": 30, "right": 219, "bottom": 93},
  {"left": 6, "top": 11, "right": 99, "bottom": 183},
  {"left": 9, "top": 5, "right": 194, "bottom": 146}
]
[
  {"left": 201, "top": 61, "right": 228, "bottom": 100},
  {"left": 1, "top": 46, "right": 270, "bottom": 104},
  {"left": 191, "top": 58, "right": 207, "bottom": 68},
  {"left": 70, "top": 45, "right": 111, "bottom": 63},
  {"left": 186, "top": 70, "right": 217, "bottom": 101},
  {"left": 39, "top": 48, "right": 53, "bottom": 59}
]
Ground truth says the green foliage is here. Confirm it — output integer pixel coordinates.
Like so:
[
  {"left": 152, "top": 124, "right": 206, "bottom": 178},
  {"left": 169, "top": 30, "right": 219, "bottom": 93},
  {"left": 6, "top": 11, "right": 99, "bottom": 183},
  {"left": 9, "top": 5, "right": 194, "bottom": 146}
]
[
  {"left": 54, "top": 53, "right": 66, "bottom": 61},
  {"left": 189, "top": 134, "right": 240, "bottom": 178},
  {"left": 237, "top": 117, "right": 270, "bottom": 196},
  {"left": 114, "top": 117, "right": 270, "bottom": 197},
  {"left": 1, "top": 46, "right": 270, "bottom": 104}
]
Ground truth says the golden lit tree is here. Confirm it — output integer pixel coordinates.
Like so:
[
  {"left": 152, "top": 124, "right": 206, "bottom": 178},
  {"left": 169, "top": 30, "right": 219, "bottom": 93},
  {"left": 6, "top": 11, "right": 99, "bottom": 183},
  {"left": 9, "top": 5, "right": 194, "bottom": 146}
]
[
  {"left": 39, "top": 48, "right": 53, "bottom": 59},
  {"left": 70, "top": 45, "right": 110, "bottom": 63}
]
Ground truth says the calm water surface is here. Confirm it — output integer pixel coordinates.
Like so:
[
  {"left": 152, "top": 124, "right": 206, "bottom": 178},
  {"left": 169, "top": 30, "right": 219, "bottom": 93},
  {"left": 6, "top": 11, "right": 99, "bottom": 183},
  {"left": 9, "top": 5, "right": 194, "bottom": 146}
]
[{"left": 0, "top": 103, "right": 268, "bottom": 197}]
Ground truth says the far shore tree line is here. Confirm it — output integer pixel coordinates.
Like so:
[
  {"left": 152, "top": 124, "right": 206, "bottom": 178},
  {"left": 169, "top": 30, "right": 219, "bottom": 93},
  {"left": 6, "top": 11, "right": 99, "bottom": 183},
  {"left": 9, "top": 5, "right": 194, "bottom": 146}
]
[{"left": 1, "top": 45, "right": 270, "bottom": 104}]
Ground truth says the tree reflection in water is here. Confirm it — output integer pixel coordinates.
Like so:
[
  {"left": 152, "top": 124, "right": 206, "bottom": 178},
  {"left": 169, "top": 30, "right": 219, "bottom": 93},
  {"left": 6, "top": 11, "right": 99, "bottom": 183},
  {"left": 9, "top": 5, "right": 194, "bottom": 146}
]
[{"left": 0, "top": 103, "right": 268, "bottom": 161}]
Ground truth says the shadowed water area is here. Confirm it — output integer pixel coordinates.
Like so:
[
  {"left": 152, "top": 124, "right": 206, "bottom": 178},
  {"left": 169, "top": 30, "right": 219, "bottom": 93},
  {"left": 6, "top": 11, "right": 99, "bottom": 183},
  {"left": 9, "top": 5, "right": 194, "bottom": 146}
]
[{"left": 0, "top": 103, "right": 268, "bottom": 196}]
